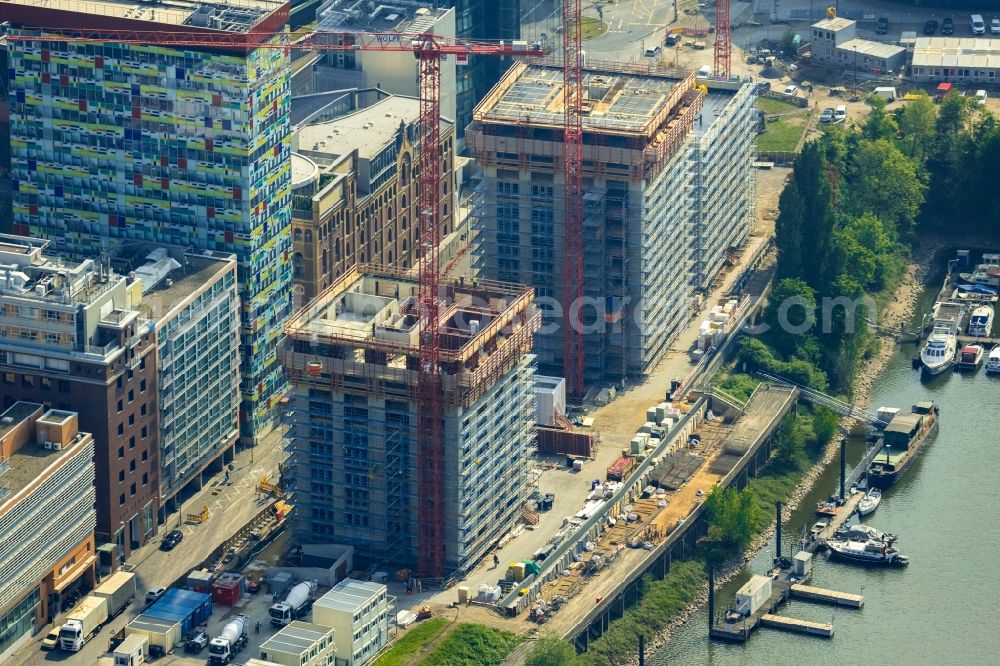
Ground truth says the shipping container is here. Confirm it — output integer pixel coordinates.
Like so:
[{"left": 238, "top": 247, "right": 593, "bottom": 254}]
[
  {"left": 93, "top": 572, "right": 137, "bottom": 619},
  {"left": 186, "top": 570, "right": 215, "bottom": 594},
  {"left": 735, "top": 575, "right": 772, "bottom": 616},
  {"left": 125, "top": 616, "right": 182, "bottom": 653},
  {"left": 211, "top": 573, "right": 246, "bottom": 606},
  {"left": 144, "top": 589, "right": 212, "bottom": 636}
]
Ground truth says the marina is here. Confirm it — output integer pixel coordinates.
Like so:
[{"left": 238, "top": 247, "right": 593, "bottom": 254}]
[{"left": 656, "top": 254, "right": 1000, "bottom": 666}]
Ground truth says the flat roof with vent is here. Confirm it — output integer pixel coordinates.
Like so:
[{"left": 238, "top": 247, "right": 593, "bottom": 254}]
[
  {"left": 297, "top": 96, "right": 452, "bottom": 161},
  {"left": 0, "top": 403, "right": 87, "bottom": 502}
]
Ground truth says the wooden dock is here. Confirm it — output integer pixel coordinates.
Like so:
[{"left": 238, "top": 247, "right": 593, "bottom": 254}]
[
  {"left": 710, "top": 578, "right": 794, "bottom": 643},
  {"left": 760, "top": 614, "right": 834, "bottom": 637},
  {"left": 806, "top": 489, "right": 865, "bottom": 550},
  {"left": 790, "top": 584, "right": 864, "bottom": 608}
]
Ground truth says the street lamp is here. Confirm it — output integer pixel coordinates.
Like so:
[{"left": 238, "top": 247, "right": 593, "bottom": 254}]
[{"left": 853, "top": 45, "right": 858, "bottom": 97}]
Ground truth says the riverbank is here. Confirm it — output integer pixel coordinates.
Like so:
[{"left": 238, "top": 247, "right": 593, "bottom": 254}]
[{"left": 625, "top": 250, "right": 932, "bottom": 665}]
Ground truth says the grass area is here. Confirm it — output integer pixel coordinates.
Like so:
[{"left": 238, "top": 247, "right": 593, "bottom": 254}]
[
  {"left": 581, "top": 16, "right": 609, "bottom": 40},
  {"left": 372, "top": 618, "right": 449, "bottom": 666},
  {"left": 422, "top": 624, "right": 523, "bottom": 666},
  {"left": 757, "top": 116, "right": 810, "bottom": 152},
  {"left": 576, "top": 560, "right": 707, "bottom": 665},
  {"left": 757, "top": 96, "right": 801, "bottom": 114}
]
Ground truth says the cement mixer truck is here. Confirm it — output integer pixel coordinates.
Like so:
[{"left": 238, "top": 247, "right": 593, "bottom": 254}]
[
  {"left": 207, "top": 615, "right": 247, "bottom": 664},
  {"left": 268, "top": 580, "right": 318, "bottom": 627}
]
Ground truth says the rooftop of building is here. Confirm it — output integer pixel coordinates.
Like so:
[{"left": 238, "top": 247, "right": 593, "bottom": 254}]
[
  {"left": 297, "top": 96, "right": 428, "bottom": 161},
  {"left": 0, "top": 235, "right": 120, "bottom": 308},
  {"left": 260, "top": 621, "right": 332, "bottom": 655},
  {"left": 912, "top": 36, "right": 1000, "bottom": 67},
  {"left": 1, "top": 403, "right": 89, "bottom": 502},
  {"left": 837, "top": 37, "right": 906, "bottom": 59},
  {"left": 1, "top": 0, "right": 284, "bottom": 33},
  {"left": 315, "top": 578, "right": 385, "bottom": 613},
  {"left": 127, "top": 249, "right": 235, "bottom": 323},
  {"left": 474, "top": 63, "right": 693, "bottom": 135},
  {"left": 316, "top": 0, "right": 451, "bottom": 35},
  {"left": 286, "top": 267, "right": 535, "bottom": 359},
  {"left": 292, "top": 153, "right": 320, "bottom": 190},
  {"left": 812, "top": 16, "right": 855, "bottom": 31}
]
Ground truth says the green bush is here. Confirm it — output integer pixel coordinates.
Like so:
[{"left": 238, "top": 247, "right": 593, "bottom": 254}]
[
  {"left": 373, "top": 618, "right": 449, "bottom": 666},
  {"left": 422, "top": 624, "right": 521, "bottom": 666}
]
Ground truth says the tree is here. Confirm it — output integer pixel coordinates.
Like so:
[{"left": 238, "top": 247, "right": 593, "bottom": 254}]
[
  {"left": 862, "top": 94, "right": 898, "bottom": 141},
  {"left": 898, "top": 91, "right": 936, "bottom": 159},
  {"left": 793, "top": 142, "right": 837, "bottom": 289},
  {"left": 847, "top": 139, "right": 926, "bottom": 241},
  {"left": 703, "top": 486, "right": 761, "bottom": 565},
  {"left": 525, "top": 637, "right": 580, "bottom": 666},
  {"left": 774, "top": 179, "right": 805, "bottom": 281},
  {"left": 763, "top": 278, "right": 818, "bottom": 358}
]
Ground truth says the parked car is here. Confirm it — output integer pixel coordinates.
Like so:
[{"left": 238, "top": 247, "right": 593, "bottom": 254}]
[
  {"left": 782, "top": 84, "right": 798, "bottom": 97},
  {"left": 971, "top": 14, "right": 986, "bottom": 35},
  {"left": 834, "top": 105, "right": 847, "bottom": 123},
  {"left": 185, "top": 632, "right": 209, "bottom": 653},
  {"left": 876, "top": 17, "right": 889, "bottom": 34},
  {"left": 644, "top": 45, "right": 661, "bottom": 57},
  {"left": 976, "top": 89, "right": 988, "bottom": 105},
  {"left": 665, "top": 33, "right": 681, "bottom": 46},
  {"left": 923, "top": 19, "right": 938, "bottom": 35},
  {"left": 820, "top": 107, "right": 835, "bottom": 123},
  {"left": 145, "top": 586, "right": 167, "bottom": 605},
  {"left": 942, "top": 17, "right": 954, "bottom": 35},
  {"left": 160, "top": 529, "right": 183, "bottom": 551},
  {"left": 41, "top": 630, "right": 60, "bottom": 651},
  {"left": 992, "top": 18, "right": 1000, "bottom": 34}
]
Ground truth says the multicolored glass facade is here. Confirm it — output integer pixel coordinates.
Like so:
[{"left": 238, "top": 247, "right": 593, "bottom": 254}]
[{"left": 6, "top": 35, "right": 292, "bottom": 441}]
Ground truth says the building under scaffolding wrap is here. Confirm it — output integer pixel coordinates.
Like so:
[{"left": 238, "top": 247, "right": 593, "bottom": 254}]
[
  {"left": 467, "top": 62, "right": 756, "bottom": 390},
  {"left": 281, "top": 267, "right": 539, "bottom": 575}
]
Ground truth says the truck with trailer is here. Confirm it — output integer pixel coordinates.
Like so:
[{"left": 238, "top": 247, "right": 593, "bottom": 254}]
[
  {"left": 60, "top": 596, "right": 109, "bottom": 651},
  {"left": 113, "top": 633, "right": 149, "bottom": 666},
  {"left": 268, "top": 580, "right": 318, "bottom": 627},
  {"left": 208, "top": 615, "right": 248, "bottom": 664},
  {"left": 93, "top": 571, "right": 137, "bottom": 620}
]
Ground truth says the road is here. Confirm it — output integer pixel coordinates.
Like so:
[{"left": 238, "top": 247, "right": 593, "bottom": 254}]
[{"left": 9, "top": 424, "right": 290, "bottom": 666}]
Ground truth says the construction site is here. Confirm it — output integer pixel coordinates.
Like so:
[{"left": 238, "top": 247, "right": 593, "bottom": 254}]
[
  {"left": 280, "top": 266, "right": 540, "bottom": 577},
  {"left": 468, "top": 61, "right": 757, "bottom": 394}
]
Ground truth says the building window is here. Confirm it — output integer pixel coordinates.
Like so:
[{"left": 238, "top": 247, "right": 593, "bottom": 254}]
[
  {"left": 117, "top": 399, "right": 124, "bottom": 412},
  {"left": 140, "top": 379, "right": 146, "bottom": 392},
  {"left": 2, "top": 373, "right": 14, "bottom": 385},
  {"left": 117, "top": 423, "right": 124, "bottom": 436},
  {"left": 141, "top": 426, "right": 148, "bottom": 439},
  {"left": 128, "top": 389, "right": 134, "bottom": 402},
  {"left": 128, "top": 414, "right": 135, "bottom": 426},
  {"left": 58, "top": 380, "right": 70, "bottom": 392},
  {"left": 141, "top": 450, "right": 148, "bottom": 462},
  {"left": 142, "top": 472, "right": 148, "bottom": 486},
  {"left": 140, "top": 404, "right": 147, "bottom": 416},
  {"left": 119, "top": 494, "right": 126, "bottom": 505},
  {"left": 130, "top": 483, "right": 136, "bottom": 496},
  {"left": 118, "top": 446, "right": 125, "bottom": 459},
  {"left": 129, "top": 436, "right": 136, "bottom": 449},
  {"left": 130, "top": 460, "right": 136, "bottom": 472},
  {"left": 21, "top": 375, "right": 33, "bottom": 388},
  {"left": 119, "top": 470, "right": 125, "bottom": 482}
]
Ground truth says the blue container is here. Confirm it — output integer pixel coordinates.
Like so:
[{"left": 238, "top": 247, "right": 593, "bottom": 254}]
[{"left": 145, "top": 589, "right": 212, "bottom": 635}]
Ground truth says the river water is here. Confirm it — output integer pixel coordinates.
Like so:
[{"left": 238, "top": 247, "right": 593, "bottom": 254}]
[{"left": 652, "top": 287, "right": 1000, "bottom": 664}]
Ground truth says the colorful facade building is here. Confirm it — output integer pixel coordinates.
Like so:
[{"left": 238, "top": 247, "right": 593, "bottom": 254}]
[{"left": 0, "top": 0, "right": 293, "bottom": 443}]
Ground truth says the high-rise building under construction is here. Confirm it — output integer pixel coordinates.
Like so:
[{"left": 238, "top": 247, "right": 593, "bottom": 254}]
[
  {"left": 468, "top": 63, "right": 756, "bottom": 390},
  {"left": 0, "top": 0, "right": 292, "bottom": 442},
  {"left": 281, "top": 268, "right": 538, "bottom": 575}
]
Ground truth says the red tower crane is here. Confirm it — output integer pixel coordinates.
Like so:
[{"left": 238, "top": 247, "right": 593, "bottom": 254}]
[
  {"left": 562, "top": 0, "right": 586, "bottom": 399},
  {"left": 4, "top": 27, "right": 541, "bottom": 579},
  {"left": 714, "top": 0, "right": 732, "bottom": 77}
]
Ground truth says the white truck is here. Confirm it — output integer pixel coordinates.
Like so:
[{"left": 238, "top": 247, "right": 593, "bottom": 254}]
[
  {"left": 60, "top": 596, "right": 108, "bottom": 651},
  {"left": 268, "top": 580, "right": 318, "bottom": 627},
  {"left": 208, "top": 615, "right": 248, "bottom": 664},
  {"left": 113, "top": 634, "right": 149, "bottom": 666},
  {"left": 93, "top": 572, "right": 137, "bottom": 620}
]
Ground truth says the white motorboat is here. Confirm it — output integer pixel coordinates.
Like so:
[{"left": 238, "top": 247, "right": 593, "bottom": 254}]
[
  {"left": 857, "top": 488, "right": 881, "bottom": 517},
  {"left": 959, "top": 265, "right": 1000, "bottom": 287},
  {"left": 826, "top": 538, "right": 909, "bottom": 567},
  {"left": 920, "top": 329, "right": 956, "bottom": 375},
  {"left": 967, "top": 304, "right": 994, "bottom": 337},
  {"left": 986, "top": 347, "right": 1000, "bottom": 374}
]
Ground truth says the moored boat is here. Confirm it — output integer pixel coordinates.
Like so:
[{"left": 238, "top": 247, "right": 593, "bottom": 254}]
[
  {"left": 957, "top": 344, "right": 984, "bottom": 370},
  {"left": 826, "top": 538, "right": 909, "bottom": 567},
  {"left": 967, "top": 304, "right": 994, "bottom": 336},
  {"left": 868, "top": 401, "right": 939, "bottom": 488},
  {"left": 815, "top": 501, "right": 838, "bottom": 517},
  {"left": 920, "top": 331, "right": 956, "bottom": 375},
  {"left": 986, "top": 347, "right": 1000, "bottom": 374},
  {"left": 857, "top": 488, "right": 881, "bottom": 517}
]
